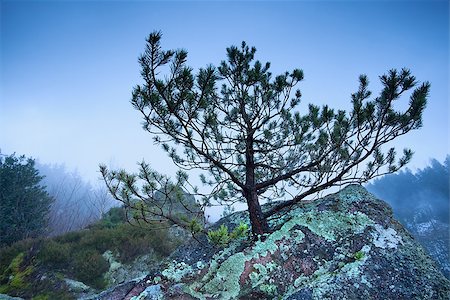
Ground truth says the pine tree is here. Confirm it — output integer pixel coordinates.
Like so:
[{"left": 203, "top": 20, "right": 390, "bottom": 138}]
[
  {"left": 101, "top": 32, "right": 429, "bottom": 237},
  {"left": 0, "top": 154, "right": 53, "bottom": 246}
]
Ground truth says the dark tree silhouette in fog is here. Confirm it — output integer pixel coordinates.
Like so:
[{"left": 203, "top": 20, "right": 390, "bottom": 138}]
[{"left": 0, "top": 153, "right": 53, "bottom": 246}]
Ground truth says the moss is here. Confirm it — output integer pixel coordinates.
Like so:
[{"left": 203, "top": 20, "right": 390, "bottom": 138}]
[
  {"left": 0, "top": 252, "right": 34, "bottom": 293},
  {"left": 249, "top": 262, "right": 278, "bottom": 289},
  {"left": 338, "top": 184, "right": 374, "bottom": 203},
  {"left": 185, "top": 201, "right": 373, "bottom": 299},
  {"left": 289, "top": 210, "right": 373, "bottom": 242},
  {"left": 186, "top": 212, "right": 311, "bottom": 299},
  {"left": 179, "top": 186, "right": 404, "bottom": 299}
]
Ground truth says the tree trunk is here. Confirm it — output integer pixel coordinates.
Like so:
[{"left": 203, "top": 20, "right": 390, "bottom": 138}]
[
  {"left": 244, "top": 130, "right": 270, "bottom": 236},
  {"left": 245, "top": 188, "right": 270, "bottom": 236}
]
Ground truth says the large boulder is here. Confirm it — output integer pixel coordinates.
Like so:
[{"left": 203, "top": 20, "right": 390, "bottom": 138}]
[{"left": 89, "top": 185, "right": 450, "bottom": 300}]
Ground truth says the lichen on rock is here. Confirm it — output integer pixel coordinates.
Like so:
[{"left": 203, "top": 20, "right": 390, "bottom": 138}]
[{"left": 92, "top": 185, "right": 450, "bottom": 300}]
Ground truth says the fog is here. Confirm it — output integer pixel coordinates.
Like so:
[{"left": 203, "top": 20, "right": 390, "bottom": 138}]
[
  {"left": 37, "top": 162, "right": 116, "bottom": 236},
  {"left": 366, "top": 156, "right": 449, "bottom": 224}
]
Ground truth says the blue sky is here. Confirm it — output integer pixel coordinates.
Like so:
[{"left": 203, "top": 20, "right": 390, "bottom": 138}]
[{"left": 1, "top": 0, "right": 449, "bottom": 189}]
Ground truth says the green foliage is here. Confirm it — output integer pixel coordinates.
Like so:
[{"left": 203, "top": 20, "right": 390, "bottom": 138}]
[
  {"left": 38, "top": 240, "right": 71, "bottom": 267},
  {"left": 0, "top": 153, "right": 53, "bottom": 247},
  {"left": 208, "top": 225, "right": 230, "bottom": 246},
  {"left": 0, "top": 252, "right": 33, "bottom": 294},
  {"left": 73, "top": 250, "right": 108, "bottom": 289},
  {"left": 100, "top": 206, "right": 127, "bottom": 227},
  {"left": 230, "top": 222, "right": 249, "bottom": 240},
  {"left": 207, "top": 222, "right": 249, "bottom": 246},
  {"left": 354, "top": 250, "right": 365, "bottom": 261},
  {"left": 0, "top": 206, "right": 180, "bottom": 297},
  {"left": 102, "top": 31, "right": 430, "bottom": 236},
  {"left": 188, "top": 219, "right": 203, "bottom": 235}
]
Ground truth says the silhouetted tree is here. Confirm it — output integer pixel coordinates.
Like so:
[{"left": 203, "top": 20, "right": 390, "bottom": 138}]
[
  {"left": 101, "top": 32, "right": 429, "bottom": 236},
  {"left": 367, "top": 156, "right": 449, "bottom": 223},
  {"left": 0, "top": 153, "right": 53, "bottom": 246}
]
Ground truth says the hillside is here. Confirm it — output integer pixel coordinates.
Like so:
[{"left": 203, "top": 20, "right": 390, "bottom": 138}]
[{"left": 0, "top": 207, "right": 183, "bottom": 300}]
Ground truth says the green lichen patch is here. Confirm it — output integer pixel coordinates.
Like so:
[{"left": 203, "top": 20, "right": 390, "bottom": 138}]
[
  {"left": 182, "top": 190, "right": 379, "bottom": 299},
  {"left": 161, "top": 185, "right": 450, "bottom": 299},
  {"left": 161, "top": 261, "right": 194, "bottom": 282},
  {"left": 202, "top": 252, "right": 247, "bottom": 300},
  {"left": 286, "top": 244, "right": 372, "bottom": 299}
]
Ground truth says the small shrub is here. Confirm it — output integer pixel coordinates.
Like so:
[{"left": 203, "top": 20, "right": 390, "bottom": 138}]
[
  {"left": 230, "top": 222, "right": 249, "bottom": 240},
  {"left": 75, "top": 226, "right": 122, "bottom": 254},
  {"left": 54, "top": 230, "right": 83, "bottom": 244},
  {"left": 72, "top": 249, "right": 108, "bottom": 289},
  {"left": 32, "top": 290, "right": 73, "bottom": 300},
  {"left": 38, "top": 240, "right": 70, "bottom": 268},
  {"left": 207, "top": 222, "right": 249, "bottom": 247},
  {"left": 208, "top": 224, "right": 230, "bottom": 246},
  {"left": 354, "top": 250, "right": 365, "bottom": 261},
  {"left": 0, "top": 239, "right": 35, "bottom": 276},
  {"left": 103, "top": 206, "right": 127, "bottom": 226}
]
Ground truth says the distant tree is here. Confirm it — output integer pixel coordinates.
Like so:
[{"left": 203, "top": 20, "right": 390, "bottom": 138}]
[
  {"left": 37, "top": 163, "right": 116, "bottom": 236},
  {"left": 101, "top": 32, "right": 429, "bottom": 237},
  {"left": 367, "top": 156, "right": 449, "bottom": 223},
  {"left": 0, "top": 153, "right": 53, "bottom": 246}
]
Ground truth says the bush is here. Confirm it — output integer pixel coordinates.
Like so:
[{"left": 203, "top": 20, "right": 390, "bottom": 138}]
[
  {"left": 207, "top": 222, "right": 249, "bottom": 247},
  {"left": 0, "top": 239, "right": 34, "bottom": 276},
  {"left": 38, "top": 240, "right": 70, "bottom": 268},
  {"left": 0, "top": 206, "right": 181, "bottom": 297},
  {"left": 72, "top": 249, "right": 108, "bottom": 289},
  {"left": 54, "top": 230, "right": 83, "bottom": 244}
]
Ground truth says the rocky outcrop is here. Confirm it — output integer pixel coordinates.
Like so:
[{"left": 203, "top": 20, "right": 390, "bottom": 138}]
[
  {"left": 400, "top": 203, "right": 449, "bottom": 278},
  {"left": 89, "top": 185, "right": 450, "bottom": 300}
]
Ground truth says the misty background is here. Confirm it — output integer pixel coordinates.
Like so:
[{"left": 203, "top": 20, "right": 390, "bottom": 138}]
[
  {"left": 36, "top": 162, "right": 116, "bottom": 236},
  {"left": 366, "top": 156, "right": 450, "bottom": 277},
  {"left": 0, "top": 0, "right": 448, "bottom": 275}
]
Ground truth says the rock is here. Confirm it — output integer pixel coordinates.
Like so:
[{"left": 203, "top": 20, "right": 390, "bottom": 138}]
[
  {"left": 103, "top": 250, "right": 159, "bottom": 286},
  {"left": 90, "top": 185, "right": 450, "bottom": 299},
  {"left": 80, "top": 278, "right": 143, "bottom": 300},
  {"left": 0, "top": 294, "right": 24, "bottom": 300},
  {"left": 131, "top": 284, "right": 164, "bottom": 300},
  {"left": 64, "top": 278, "right": 94, "bottom": 293},
  {"left": 367, "top": 181, "right": 450, "bottom": 278},
  {"left": 402, "top": 207, "right": 450, "bottom": 278}
]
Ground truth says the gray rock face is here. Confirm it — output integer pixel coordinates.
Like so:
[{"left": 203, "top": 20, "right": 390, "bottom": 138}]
[
  {"left": 402, "top": 204, "right": 450, "bottom": 278},
  {"left": 0, "top": 294, "right": 24, "bottom": 300},
  {"left": 103, "top": 250, "right": 159, "bottom": 287},
  {"left": 90, "top": 185, "right": 450, "bottom": 300}
]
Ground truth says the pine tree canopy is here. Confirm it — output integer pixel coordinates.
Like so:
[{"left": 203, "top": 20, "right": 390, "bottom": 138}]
[
  {"left": 101, "top": 31, "right": 429, "bottom": 237},
  {"left": 0, "top": 153, "right": 53, "bottom": 246}
]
